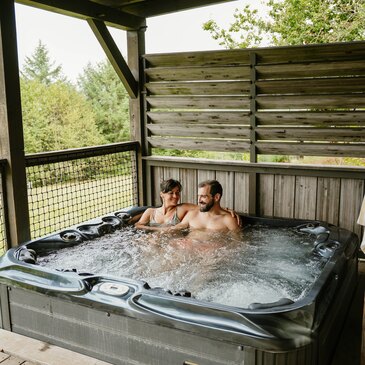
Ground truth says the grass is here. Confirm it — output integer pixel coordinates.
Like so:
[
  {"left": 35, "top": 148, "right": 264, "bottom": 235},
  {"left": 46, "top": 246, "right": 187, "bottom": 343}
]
[{"left": 0, "top": 174, "right": 137, "bottom": 254}]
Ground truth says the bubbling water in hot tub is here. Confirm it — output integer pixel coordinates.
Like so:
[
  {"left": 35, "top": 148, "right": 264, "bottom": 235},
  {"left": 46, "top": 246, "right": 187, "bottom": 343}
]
[{"left": 38, "top": 225, "right": 323, "bottom": 308}]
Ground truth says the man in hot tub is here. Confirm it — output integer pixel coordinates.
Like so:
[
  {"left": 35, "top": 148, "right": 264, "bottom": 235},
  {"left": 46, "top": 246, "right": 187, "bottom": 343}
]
[{"left": 167, "top": 179, "right": 240, "bottom": 233}]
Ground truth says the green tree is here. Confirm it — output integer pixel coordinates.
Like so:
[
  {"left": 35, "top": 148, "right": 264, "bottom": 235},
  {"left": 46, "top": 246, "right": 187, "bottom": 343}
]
[
  {"left": 21, "top": 40, "right": 67, "bottom": 85},
  {"left": 77, "top": 61, "right": 130, "bottom": 143},
  {"left": 203, "top": 0, "right": 365, "bottom": 48},
  {"left": 21, "top": 78, "right": 106, "bottom": 153}
]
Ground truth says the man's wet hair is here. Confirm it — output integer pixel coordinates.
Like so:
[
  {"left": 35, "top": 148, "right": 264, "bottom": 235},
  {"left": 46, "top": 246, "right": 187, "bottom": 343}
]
[
  {"left": 198, "top": 180, "right": 223, "bottom": 197},
  {"left": 160, "top": 179, "right": 182, "bottom": 193}
]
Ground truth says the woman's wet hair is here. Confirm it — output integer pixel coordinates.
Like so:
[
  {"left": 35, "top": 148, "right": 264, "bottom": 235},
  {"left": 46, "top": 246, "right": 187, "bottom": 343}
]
[{"left": 160, "top": 179, "right": 182, "bottom": 193}]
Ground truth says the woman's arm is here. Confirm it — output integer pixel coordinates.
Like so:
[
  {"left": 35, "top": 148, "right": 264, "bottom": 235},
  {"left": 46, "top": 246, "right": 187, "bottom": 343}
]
[
  {"left": 177, "top": 203, "right": 197, "bottom": 220},
  {"left": 134, "top": 208, "right": 159, "bottom": 231}
]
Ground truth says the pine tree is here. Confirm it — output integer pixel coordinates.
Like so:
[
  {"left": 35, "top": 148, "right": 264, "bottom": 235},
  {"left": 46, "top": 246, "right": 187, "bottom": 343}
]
[
  {"left": 77, "top": 60, "right": 130, "bottom": 142},
  {"left": 21, "top": 40, "right": 66, "bottom": 85}
]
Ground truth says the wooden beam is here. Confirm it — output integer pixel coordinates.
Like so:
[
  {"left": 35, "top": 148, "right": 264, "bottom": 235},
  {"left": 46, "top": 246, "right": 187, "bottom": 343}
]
[
  {"left": 88, "top": 18, "right": 138, "bottom": 98},
  {"left": 127, "top": 28, "right": 146, "bottom": 205},
  {"left": 146, "top": 95, "right": 250, "bottom": 110},
  {"left": 148, "top": 137, "right": 250, "bottom": 152},
  {"left": 121, "top": 0, "right": 237, "bottom": 18},
  {"left": 0, "top": 0, "right": 30, "bottom": 247},
  {"left": 147, "top": 124, "right": 250, "bottom": 139},
  {"left": 147, "top": 111, "right": 250, "bottom": 124},
  {"left": 16, "top": 0, "right": 145, "bottom": 30},
  {"left": 249, "top": 52, "right": 257, "bottom": 215},
  {"left": 144, "top": 155, "right": 365, "bottom": 179}
]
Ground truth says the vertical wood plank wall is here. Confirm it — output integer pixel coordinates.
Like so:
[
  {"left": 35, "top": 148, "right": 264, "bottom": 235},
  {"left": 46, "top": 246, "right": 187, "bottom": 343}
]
[{"left": 146, "top": 158, "right": 364, "bottom": 237}]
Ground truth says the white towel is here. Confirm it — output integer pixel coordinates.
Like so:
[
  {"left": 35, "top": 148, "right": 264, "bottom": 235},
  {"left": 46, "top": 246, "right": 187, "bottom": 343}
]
[
  {"left": 358, "top": 195, "right": 365, "bottom": 226},
  {"left": 358, "top": 195, "right": 365, "bottom": 253}
]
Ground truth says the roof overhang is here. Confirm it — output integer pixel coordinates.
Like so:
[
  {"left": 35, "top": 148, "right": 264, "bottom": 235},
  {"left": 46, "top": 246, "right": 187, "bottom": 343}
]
[{"left": 15, "top": 0, "right": 238, "bottom": 30}]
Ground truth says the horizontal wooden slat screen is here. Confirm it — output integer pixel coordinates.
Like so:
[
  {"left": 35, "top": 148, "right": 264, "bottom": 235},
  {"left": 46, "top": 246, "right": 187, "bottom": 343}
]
[{"left": 144, "top": 41, "right": 365, "bottom": 158}]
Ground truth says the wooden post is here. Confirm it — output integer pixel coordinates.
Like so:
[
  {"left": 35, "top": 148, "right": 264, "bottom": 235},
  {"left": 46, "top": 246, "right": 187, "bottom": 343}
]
[
  {"left": 127, "top": 27, "right": 147, "bottom": 206},
  {"left": 248, "top": 52, "right": 257, "bottom": 215},
  {"left": 0, "top": 0, "right": 31, "bottom": 247}
]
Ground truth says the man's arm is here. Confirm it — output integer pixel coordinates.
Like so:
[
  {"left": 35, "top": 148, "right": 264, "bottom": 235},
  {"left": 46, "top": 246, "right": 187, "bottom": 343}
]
[{"left": 177, "top": 203, "right": 198, "bottom": 220}]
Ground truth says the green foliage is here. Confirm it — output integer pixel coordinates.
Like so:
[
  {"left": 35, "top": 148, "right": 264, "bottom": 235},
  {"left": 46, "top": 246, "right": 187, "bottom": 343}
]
[
  {"left": 21, "top": 40, "right": 67, "bottom": 85},
  {"left": 203, "top": 0, "right": 365, "bottom": 48},
  {"left": 203, "top": 5, "right": 269, "bottom": 49},
  {"left": 77, "top": 60, "right": 130, "bottom": 143},
  {"left": 20, "top": 78, "right": 106, "bottom": 153},
  {"left": 342, "top": 157, "right": 365, "bottom": 167},
  {"left": 258, "top": 154, "right": 291, "bottom": 163},
  {"left": 152, "top": 148, "right": 249, "bottom": 161},
  {"left": 268, "top": 0, "right": 365, "bottom": 45}
]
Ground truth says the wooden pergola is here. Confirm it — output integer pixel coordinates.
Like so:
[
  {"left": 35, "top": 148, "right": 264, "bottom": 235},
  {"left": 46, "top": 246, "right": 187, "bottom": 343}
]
[
  {"left": 0, "top": 0, "right": 237, "bottom": 247},
  {"left": 0, "top": 0, "right": 364, "bottom": 249},
  {"left": 0, "top": 2, "right": 364, "bottom": 364}
]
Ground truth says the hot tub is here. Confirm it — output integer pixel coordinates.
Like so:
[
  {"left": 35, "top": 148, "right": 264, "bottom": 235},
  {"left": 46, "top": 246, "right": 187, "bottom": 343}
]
[{"left": 0, "top": 207, "right": 359, "bottom": 365}]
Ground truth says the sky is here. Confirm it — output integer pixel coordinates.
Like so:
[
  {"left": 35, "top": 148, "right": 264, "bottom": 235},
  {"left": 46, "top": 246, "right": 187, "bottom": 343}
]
[{"left": 14, "top": 1, "right": 251, "bottom": 82}]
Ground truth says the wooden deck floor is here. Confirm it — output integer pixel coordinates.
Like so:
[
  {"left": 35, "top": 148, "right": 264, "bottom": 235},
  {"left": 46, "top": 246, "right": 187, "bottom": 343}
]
[
  {"left": 0, "top": 351, "right": 36, "bottom": 365},
  {"left": 0, "top": 329, "right": 112, "bottom": 365},
  {"left": 1, "top": 265, "right": 364, "bottom": 365}
]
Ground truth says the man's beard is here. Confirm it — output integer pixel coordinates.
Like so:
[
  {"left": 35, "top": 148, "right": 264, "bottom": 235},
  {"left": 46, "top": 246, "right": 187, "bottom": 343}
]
[{"left": 199, "top": 199, "right": 214, "bottom": 212}]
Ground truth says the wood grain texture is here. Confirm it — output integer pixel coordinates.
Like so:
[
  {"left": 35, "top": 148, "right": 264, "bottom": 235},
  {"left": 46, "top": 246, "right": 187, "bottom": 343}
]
[
  {"left": 339, "top": 179, "right": 365, "bottom": 236},
  {"left": 147, "top": 111, "right": 250, "bottom": 125},
  {"left": 258, "top": 174, "right": 275, "bottom": 217},
  {"left": 179, "top": 168, "right": 197, "bottom": 204},
  {"left": 148, "top": 137, "right": 250, "bottom": 152},
  {"left": 294, "top": 176, "right": 318, "bottom": 220},
  {"left": 274, "top": 175, "right": 296, "bottom": 218},
  {"left": 316, "top": 177, "right": 341, "bottom": 225},
  {"left": 215, "top": 171, "right": 235, "bottom": 208},
  {"left": 234, "top": 172, "right": 250, "bottom": 213}
]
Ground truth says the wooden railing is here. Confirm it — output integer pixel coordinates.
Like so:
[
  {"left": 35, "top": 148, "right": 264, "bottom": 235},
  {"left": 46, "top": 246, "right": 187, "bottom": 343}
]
[{"left": 144, "top": 156, "right": 365, "bottom": 238}]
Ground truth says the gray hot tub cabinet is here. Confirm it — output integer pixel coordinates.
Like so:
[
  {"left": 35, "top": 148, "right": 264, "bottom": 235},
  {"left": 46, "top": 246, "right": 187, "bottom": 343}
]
[{"left": 0, "top": 210, "right": 359, "bottom": 365}]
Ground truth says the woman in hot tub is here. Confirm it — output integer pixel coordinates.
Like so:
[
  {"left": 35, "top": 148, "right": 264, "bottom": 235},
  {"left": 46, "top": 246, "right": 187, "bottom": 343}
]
[{"left": 135, "top": 178, "right": 239, "bottom": 231}]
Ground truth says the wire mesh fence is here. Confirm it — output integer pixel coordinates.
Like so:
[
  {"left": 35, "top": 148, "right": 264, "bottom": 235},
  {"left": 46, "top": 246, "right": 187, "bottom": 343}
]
[{"left": 26, "top": 142, "right": 139, "bottom": 240}]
